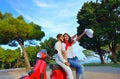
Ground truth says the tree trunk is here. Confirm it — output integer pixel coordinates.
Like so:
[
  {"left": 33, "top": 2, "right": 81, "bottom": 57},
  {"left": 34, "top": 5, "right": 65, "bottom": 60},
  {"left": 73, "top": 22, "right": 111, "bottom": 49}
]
[
  {"left": 96, "top": 0, "right": 98, "bottom": 3},
  {"left": 98, "top": 51, "right": 105, "bottom": 64},
  {"left": 20, "top": 43, "right": 31, "bottom": 71},
  {"left": 111, "top": 46, "right": 117, "bottom": 64},
  {"left": 1, "top": 61, "right": 4, "bottom": 69},
  {"left": 16, "top": 55, "right": 20, "bottom": 68},
  {"left": 111, "top": 49, "right": 117, "bottom": 63},
  {"left": 97, "top": 46, "right": 105, "bottom": 64},
  {"left": 109, "top": 43, "right": 117, "bottom": 64},
  {"left": 9, "top": 63, "right": 11, "bottom": 68}
]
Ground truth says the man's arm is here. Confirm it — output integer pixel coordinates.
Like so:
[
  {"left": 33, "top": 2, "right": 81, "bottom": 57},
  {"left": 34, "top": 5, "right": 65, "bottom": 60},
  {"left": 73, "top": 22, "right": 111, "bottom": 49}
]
[{"left": 55, "top": 42, "right": 66, "bottom": 63}]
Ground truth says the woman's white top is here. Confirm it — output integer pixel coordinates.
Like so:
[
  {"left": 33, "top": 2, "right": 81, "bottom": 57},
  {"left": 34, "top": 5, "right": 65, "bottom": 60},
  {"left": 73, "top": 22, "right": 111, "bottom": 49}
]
[{"left": 62, "top": 43, "right": 76, "bottom": 58}]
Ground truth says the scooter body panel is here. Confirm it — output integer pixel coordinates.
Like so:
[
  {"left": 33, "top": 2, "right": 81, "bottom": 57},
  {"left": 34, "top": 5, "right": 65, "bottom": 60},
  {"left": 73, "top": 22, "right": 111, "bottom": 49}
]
[
  {"left": 50, "top": 64, "right": 68, "bottom": 79},
  {"left": 20, "top": 59, "right": 47, "bottom": 79}
]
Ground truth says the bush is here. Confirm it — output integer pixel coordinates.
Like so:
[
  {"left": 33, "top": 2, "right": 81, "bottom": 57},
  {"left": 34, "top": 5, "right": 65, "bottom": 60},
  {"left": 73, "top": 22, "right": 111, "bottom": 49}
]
[
  {"left": 108, "top": 54, "right": 113, "bottom": 62},
  {"left": 108, "top": 50, "right": 120, "bottom": 62},
  {"left": 117, "top": 50, "right": 120, "bottom": 62}
]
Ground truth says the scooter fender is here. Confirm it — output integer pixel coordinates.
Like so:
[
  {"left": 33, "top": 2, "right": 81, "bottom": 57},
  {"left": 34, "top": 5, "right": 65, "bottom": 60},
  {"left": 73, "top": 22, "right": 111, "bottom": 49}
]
[
  {"left": 30, "top": 60, "right": 47, "bottom": 79},
  {"left": 20, "top": 60, "right": 47, "bottom": 79},
  {"left": 50, "top": 64, "right": 67, "bottom": 79}
]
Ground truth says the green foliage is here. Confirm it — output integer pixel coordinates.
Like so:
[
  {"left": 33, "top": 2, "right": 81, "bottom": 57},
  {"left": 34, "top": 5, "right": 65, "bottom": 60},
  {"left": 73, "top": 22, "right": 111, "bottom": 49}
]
[
  {"left": 84, "top": 62, "right": 120, "bottom": 67},
  {"left": 109, "top": 50, "right": 120, "bottom": 62},
  {"left": 117, "top": 50, "right": 120, "bottom": 61},
  {"left": 77, "top": 0, "right": 120, "bottom": 63},
  {"left": 40, "top": 37, "right": 57, "bottom": 57},
  {"left": 108, "top": 54, "right": 113, "bottom": 62},
  {"left": 24, "top": 37, "right": 57, "bottom": 65},
  {"left": 0, "top": 12, "right": 45, "bottom": 44},
  {"left": 5, "top": 49, "right": 19, "bottom": 63},
  {"left": 25, "top": 45, "right": 41, "bottom": 66},
  {"left": 0, "top": 47, "right": 5, "bottom": 62},
  {"left": 77, "top": 1, "right": 101, "bottom": 50},
  {"left": 0, "top": 47, "right": 20, "bottom": 69},
  {"left": 77, "top": 0, "right": 120, "bottom": 48},
  {"left": 24, "top": 38, "right": 57, "bottom": 65},
  {"left": 0, "top": 12, "right": 45, "bottom": 70},
  {"left": 82, "top": 49, "right": 95, "bottom": 57}
]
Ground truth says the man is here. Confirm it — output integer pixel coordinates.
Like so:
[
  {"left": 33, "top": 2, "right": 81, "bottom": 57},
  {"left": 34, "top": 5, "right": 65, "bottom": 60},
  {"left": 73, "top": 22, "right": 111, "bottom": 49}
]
[{"left": 54, "top": 33, "right": 73, "bottom": 79}]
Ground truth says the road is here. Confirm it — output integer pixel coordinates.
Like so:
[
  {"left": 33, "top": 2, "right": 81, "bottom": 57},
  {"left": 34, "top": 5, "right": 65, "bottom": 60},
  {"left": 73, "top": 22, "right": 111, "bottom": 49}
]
[{"left": 0, "top": 66, "right": 120, "bottom": 79}]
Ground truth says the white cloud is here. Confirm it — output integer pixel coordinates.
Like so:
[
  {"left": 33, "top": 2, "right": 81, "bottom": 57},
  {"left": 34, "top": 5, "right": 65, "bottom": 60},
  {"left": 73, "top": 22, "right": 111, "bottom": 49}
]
[
  {"left": 14, "top": 8, "right": 22, "bottom": 15},
  {"left": 39, "top": 20, "right": 77, "bottom": 40},
  {"left": 7, "top": 0, "right": 93, "bottom": 41},
  {"left": 0, "top": 0, "right": 97, "bottom": 59},
  {"left": 14, "top": 8, "right": 34, "bottom": 22},
  {"left": 33, "top": 0, "right": 50, "bottom": 8},
  {"left": 57, "top": 9, "right": 75, "bottom": 18}
]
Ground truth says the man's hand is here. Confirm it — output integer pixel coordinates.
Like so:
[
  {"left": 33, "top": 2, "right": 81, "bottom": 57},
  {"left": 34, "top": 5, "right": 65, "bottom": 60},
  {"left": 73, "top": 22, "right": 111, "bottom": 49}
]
[{"left": 65, "top": 62, "right": 70, "bottom": 66}]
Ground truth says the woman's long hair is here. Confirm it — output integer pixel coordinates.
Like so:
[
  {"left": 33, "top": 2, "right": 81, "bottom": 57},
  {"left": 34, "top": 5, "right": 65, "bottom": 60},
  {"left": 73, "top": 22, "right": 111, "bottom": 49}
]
[{"left": 63, "top": 33, "right": 73, "bottom": 44}]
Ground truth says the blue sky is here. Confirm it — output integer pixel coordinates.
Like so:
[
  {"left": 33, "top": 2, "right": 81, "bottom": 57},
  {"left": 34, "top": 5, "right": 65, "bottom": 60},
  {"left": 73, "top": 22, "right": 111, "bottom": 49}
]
[
  {"left": 0, "top": 0, "right": 95, "bottom": 41},
  {"left": 0, "top": 0, "right": 96, "bottom": 59}
]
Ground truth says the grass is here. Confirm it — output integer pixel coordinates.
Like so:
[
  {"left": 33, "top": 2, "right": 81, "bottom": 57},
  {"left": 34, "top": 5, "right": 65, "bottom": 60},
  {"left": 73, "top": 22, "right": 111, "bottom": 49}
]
[{"left": 83, "top": 62, "right": 120, "bottom": 68}]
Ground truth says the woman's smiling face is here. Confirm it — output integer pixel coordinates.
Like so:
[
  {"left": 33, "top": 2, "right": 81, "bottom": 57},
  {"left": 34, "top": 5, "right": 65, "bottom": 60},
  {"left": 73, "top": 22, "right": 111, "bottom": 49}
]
[{"left": 63, "top": 34, "right": 69, "bottom": 41}]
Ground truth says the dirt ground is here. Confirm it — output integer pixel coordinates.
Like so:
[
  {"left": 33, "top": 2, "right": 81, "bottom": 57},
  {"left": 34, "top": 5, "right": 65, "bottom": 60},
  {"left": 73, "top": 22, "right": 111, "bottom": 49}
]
[{"left": 0, "top": 66, "right": 120, "bottom": 79}]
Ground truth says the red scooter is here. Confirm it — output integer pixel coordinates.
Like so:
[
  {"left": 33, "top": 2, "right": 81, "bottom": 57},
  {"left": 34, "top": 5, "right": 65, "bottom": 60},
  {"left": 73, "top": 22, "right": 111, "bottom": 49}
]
[
  {"left": 50, "top": 64, "right": 67, "bottom": 79},
  {"left": 20, "top": 49, "right": 67, "bottom": 79}
]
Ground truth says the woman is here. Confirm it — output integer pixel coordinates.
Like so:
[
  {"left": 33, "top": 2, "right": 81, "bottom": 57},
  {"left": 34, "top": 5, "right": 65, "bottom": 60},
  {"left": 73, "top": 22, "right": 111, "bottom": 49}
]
[
  {"left": 54, "top": 33, "right": 73, "bottom": 79},
  {"left": 62, "top": 31, "right": 86, "bottom": 79}
]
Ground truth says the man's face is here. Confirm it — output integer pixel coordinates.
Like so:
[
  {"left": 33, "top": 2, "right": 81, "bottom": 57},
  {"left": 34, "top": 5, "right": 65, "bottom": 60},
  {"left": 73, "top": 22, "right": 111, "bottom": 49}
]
[{"left": 59, "top": 35, "right": 64, "bottom": 42}]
